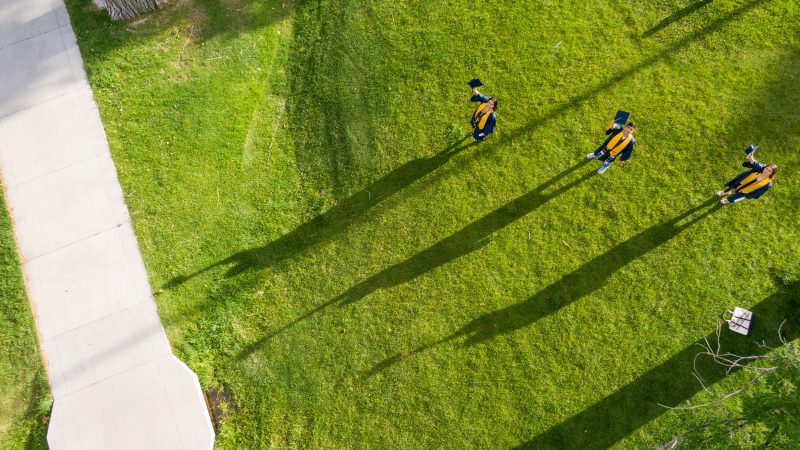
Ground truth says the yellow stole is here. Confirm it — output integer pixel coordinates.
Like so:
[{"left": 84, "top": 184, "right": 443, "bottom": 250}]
[
  {"left": 736, "top": 172, "right": 772, "bottom": 194},
  {"left": 473, "top": 103, "right": 492, "bottom": 130},
  {"left": 606, "top": 131, "right": 631, "bottom": 157}
]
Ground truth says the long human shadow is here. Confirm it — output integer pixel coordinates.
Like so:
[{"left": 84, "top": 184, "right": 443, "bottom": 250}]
[
  {"left": 444, "top": 199, "right": 722, "bottom": 347},
  {"left": 236, "top": 158, "right": 594, "bottom": 359},
  {"left": 499, "top": 0, "right": 764, "bottom": 144},
  {"left": 642, "top": 0, "right": 715, "bottom": 38},
  {"left": 165, "top": 136, "right": 475, "bottom": 287},
  {"left": 56, "top": 140, "right": 479, "bottom": 379},
  {"left": 516, "top": 278, "right": 800, "bottom": 449},
  {"left": 333, "top": 159, "right": 594, "bottom": 307},
  {"left": 364, "top": 198, "right": 722, "bottom": 377}
]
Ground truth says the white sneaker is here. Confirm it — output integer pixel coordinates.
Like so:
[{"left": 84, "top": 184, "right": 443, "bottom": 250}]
[
  {"left": 586, "top": 152, "right": 596, "bottom": 159},
  {"left": 597, "top": 164, "right": 609, "bottom": 174}
]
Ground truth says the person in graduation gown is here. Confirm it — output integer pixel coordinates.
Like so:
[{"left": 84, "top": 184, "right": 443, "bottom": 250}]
[
  {"left": 586, "top": 120, "right": 637, "bottom": 174},
  {"left": 716, "top": 153, "right": 778, "bottom": 204},
  {"left": 470, "top": 87, "right": 497, "bottom": 141}
]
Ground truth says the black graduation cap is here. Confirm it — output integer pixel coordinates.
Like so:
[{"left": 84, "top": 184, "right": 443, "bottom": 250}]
[
  {"left": 468, "top": 78, "right": 483, "bottom": 88},
  {"left": 744, "top": 144, "right": 758, "bottom": 156},
  {"left": 613, "top": 110, "right": 631, "bottom": 124}
]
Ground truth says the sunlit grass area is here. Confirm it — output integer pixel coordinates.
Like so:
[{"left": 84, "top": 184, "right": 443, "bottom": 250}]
[{"left": 65, "top": 0, "right": 800, "bottom": 447}]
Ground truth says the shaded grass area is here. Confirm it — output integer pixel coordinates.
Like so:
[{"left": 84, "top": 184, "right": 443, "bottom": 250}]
[
  {"left": 66, "top": 0, "right": 800, "bottom": 447},
  {"left": 0, "top": 192, "right": 50, "bottom": 449}
]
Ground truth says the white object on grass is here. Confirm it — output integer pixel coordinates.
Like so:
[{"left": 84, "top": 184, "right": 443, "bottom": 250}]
[{"left": 724, "top": 307, "right": 754, "bottom": 336}]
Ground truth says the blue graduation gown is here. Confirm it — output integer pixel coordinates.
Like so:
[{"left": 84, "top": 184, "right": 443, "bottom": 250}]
[
  {"left": 595, "top": 124, "right": 635, "bottom": 162},
  {"left": 724, "top": 160, "right": 772, "bottom": 202},
  {"left": 470, "top": 93, "right": 496, "bottom": 141}
]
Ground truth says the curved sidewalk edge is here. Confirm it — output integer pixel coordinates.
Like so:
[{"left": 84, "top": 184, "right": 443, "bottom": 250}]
[{"left": 0, "top": 0, "right": 215, "bottom": 448}]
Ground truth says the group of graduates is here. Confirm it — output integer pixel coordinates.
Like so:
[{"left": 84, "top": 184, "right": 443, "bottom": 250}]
[{"left": 469, "top": 85, "right": 778, "bottom": 204}]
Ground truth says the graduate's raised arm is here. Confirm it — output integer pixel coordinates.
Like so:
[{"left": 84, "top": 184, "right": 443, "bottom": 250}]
[
  {"left": 742, "top": 158, "right": 765, "bottom": 171},
  {"left": 605, "top": 120, "right": 620, "bottom": 135},
  {"left": 470, "top": 89, "right": 490, "bottom": 103}
]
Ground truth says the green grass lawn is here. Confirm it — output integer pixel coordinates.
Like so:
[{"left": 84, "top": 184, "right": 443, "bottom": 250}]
[
  {"left": 65, "top": 0, "right": 800, "bottom": 447},
  {"left": 0, "top": 191, "right": 50, "bottom": 449}
]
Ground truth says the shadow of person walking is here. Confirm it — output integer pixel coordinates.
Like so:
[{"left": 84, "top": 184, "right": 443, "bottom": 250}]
[
  {"left": 333, "top": 159, "right": 595, "bottom": 308},
  {"left": 642, "top": 0, "right": 715, "bottom": 38},
  {"left": 237, "top": 158, "right": 595, "bottom": 359},
  {"left": 364, "top": 198, "right": 722, "bottom": 376},
  {"left": 165, "top": 136, "right": 476, "bottom": 288},
  {"left": 446, "top": 198, "right": 721, "bottom": 347}
]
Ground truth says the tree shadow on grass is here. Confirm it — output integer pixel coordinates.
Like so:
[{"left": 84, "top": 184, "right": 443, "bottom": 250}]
[
  {"left": 190, "top": 0, "right": 293, "bottom": 43},
  {"left": 165, "top": 136, "right": 476, "bottom": 287},
  {"left": 365, "top": 198, "right": 722, "bottom": 376},
  {"left": 64, "top": 0, "right": 293, "bottom": 82},
  {"left": 515, "top": 278, "right": 800, "bottom": 449},
  {"left": 642, "top": 0, "right": 715, "bottom": 38},
  {"left": 236, "top": 158, "right": 595, "bottom": 359},
  {"left": 67, "top": 0, "right": 292, "bottom": 51}
]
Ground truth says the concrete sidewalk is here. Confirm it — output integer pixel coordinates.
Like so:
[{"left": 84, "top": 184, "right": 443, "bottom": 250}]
[{"left": 0, "top": 0, "right": 215, "bottom": 448}]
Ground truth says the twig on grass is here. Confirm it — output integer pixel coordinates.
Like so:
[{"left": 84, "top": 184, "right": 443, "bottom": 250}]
[
  {"left": 658, "top": 417, "right": 748, "bottom": 450},
  {"left": 660, "top": 320, "right": 799, "bottom": 411}
]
